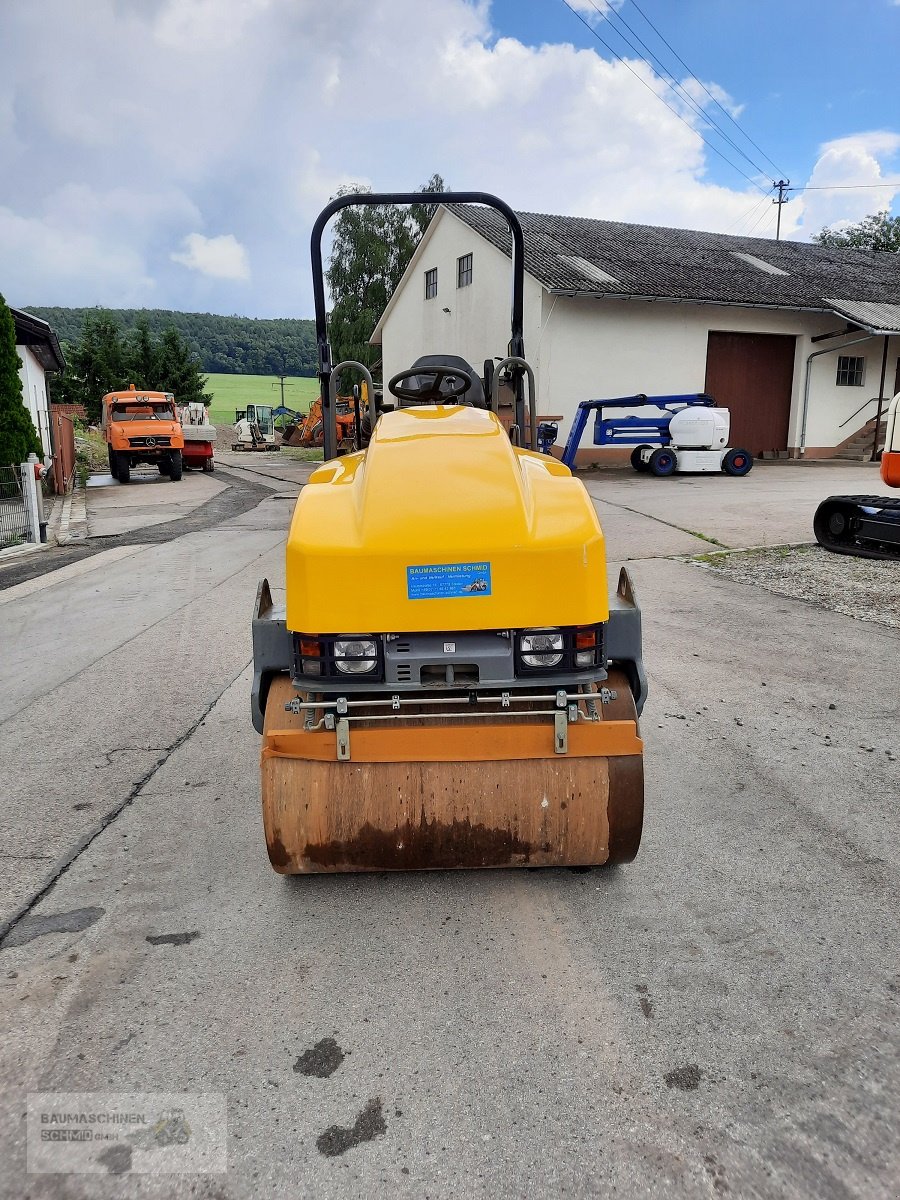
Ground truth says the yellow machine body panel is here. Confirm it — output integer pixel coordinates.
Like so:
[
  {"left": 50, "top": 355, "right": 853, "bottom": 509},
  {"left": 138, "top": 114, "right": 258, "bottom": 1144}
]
[{"left": 285, "top": 405, "right": 608, "bottom": 634}]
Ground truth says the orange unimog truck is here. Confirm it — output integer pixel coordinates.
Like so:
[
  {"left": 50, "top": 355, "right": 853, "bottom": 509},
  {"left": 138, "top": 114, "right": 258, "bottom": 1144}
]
[{"left": 101, "top": 385, "right": 185, "bottom": 483}]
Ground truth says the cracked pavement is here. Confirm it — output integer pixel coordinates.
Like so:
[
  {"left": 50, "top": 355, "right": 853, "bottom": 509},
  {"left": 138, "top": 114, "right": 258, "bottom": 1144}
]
[{"left": 0, "top": 460, "right": 897, "bottom": 1198}]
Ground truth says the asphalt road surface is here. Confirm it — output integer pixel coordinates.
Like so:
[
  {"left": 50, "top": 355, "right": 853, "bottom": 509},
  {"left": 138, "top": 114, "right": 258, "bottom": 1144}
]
[{"left": 0, "top": 461, "right": 897, "bottom": 1199}]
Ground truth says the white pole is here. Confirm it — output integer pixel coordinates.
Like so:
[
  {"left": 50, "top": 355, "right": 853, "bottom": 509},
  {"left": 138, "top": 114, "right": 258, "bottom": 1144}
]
[{"left": 20, "top": 457, "right": 41, "bottom": 544}]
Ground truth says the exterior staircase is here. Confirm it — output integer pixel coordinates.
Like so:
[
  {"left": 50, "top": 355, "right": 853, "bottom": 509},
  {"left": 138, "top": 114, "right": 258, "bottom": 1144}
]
[{"left": 833, "top": 417, "right": 887, "bottom": 462}]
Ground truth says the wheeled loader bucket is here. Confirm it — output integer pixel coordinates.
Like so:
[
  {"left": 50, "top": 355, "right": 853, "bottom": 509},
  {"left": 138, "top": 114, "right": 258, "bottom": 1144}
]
[{"left": 260, "top": 672, "right": 643, "bottom": 873}]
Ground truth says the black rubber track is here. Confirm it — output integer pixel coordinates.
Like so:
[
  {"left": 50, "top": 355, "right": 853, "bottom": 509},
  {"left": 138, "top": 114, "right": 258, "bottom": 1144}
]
[{"left": 813, "top": 494, "right": 900, "bottom": 561}]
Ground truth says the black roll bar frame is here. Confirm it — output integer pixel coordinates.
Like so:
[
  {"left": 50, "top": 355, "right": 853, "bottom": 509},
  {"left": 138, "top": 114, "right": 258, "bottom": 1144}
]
[{"left": 310, "top": 191, "right": 526, "bottom": 460}]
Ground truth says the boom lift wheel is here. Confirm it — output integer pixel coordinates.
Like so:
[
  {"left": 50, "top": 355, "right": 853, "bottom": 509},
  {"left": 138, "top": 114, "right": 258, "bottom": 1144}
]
[
  {"left": 630, "top": 445, "right": 652, "bottom": 472},
  {"left": 648, "top": 447, "right": 677, "bottom": 477},
  {"left": 722, "top": 448, "right": 753, "bottom": 476}
]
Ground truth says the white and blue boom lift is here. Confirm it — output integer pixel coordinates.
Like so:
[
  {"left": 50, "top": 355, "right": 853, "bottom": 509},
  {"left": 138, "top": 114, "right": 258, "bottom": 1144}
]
[{"left": 560, "top": 393, "right": 753, "bottom": 477}]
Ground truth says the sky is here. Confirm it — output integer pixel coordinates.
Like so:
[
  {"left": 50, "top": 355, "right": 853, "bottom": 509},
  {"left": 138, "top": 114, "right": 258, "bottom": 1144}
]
[{"left": 1, "top": 0, "right": 899, "bottom": 319}]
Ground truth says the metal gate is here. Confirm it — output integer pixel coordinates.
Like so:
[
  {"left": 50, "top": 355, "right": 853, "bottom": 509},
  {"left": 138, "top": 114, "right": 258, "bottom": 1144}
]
[{"left": 0, "top": 465, "right": 28, "bottom": 549}]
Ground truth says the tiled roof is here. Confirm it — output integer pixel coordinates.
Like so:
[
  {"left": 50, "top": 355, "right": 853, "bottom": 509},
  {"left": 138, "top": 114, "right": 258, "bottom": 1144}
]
[
  {"left": 824, "top": 299, "right": 900, "bottom": 333},
  {"left": 445, "top": 205, "right": 900, "bottom": 314}
]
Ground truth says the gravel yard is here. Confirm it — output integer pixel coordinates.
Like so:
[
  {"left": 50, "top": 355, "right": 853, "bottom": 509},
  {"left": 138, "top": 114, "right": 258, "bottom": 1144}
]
[{"left": 693, "top": 543, "right": 900, "bottom": 628}]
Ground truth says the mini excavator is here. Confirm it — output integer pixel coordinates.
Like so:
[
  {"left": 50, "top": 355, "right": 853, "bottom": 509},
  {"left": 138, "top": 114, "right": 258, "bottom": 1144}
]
[
  {"left": 813, "top": 392, "right": 900, "bottom": 560},
  {"left": 250, "top": 191, "right": 647, "bottom": 873}
]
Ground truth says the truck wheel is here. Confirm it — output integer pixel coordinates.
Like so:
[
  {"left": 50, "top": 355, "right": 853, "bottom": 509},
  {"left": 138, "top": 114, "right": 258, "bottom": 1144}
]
[
  {"left": 649, "top": 447, "right": 677, "bottom": 477},
  {"left": 168, "top": 450, "right": 183, "bottom": 481},
  {"left": 630, "top": 445, "right": 652, "bottom": 472},
  {"left": 203, "top": 457, "right": 214, "bottom": 473},
  {"left": 723, "top": 448, "right": 753, "bottom": 476},
  {"left": 117, "top": 452, "right": 130, "bottom": 483},
  {"left": 158, "top": 459, "right": 170, "bottom": 476},
  {"left": 108, "top": 446, "right": 119, "bottom": 480}
]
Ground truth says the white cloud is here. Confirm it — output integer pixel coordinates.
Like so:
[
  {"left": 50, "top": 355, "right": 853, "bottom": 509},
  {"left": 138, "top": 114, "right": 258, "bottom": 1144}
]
[
  {"left": 153, "top": 0, "right": 274, "bottom": 53},
  {"left": 0, "top": 0, "right": 897, "bottom": 314},
  {"left": 0, "top": 205, "right": 155, "bottom": 306},
  {"left": 0, "top": 177, "right": 200, "bottom": 306},
  {"left": 171, "top": 233, "right": 250, "bottom": 280},
  {"left": 290, "top": 150, "right": 368, "bottom": 220},
  {"left": 680, "top": 77, "right": 744, "bottom": 121},
  {"left": 791, "top": 131, "right": 900, "bottom": 239},
  {"left": 564, "top": 0, "right": 624, "bottom": 25}
]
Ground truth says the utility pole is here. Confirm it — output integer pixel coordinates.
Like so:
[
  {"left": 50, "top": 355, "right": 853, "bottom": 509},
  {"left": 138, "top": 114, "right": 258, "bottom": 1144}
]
[
  {"left": 272, "top": 374, "right": 287, "bottom": 407},
  {"left": 772, "top": 180, "right": 790, "bottom": 241}
]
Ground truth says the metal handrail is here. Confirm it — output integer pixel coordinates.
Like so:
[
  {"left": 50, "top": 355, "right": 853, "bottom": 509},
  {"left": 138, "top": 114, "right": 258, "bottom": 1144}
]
[
  {"left": 491, "top": 357, "right": 537, "bottom": 451},
  {"left": 329, "top": 361, "right": 377, "bottom": 450},
  {"left": 838, "top": 396, "right": 881, "bottom": 430}
]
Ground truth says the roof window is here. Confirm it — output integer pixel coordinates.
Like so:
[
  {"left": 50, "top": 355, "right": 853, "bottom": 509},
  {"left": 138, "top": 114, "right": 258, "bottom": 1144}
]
[
  {"left": 730, "top": 252, "right": 789, "bottom": 276},
  {"left": 559, "top": 255, "right": 621, "bottom": 287}
]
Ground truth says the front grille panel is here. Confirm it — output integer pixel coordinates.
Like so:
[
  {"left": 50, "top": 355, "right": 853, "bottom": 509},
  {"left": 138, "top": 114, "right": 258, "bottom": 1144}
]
[{"left": 128, "top": 436, "right": 172, "bottom": 448}]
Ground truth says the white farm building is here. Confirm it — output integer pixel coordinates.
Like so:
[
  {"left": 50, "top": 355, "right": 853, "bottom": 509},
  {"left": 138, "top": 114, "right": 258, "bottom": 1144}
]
[
  {"left": 372, "top": 205, "right": 900, "bottom": 462},
  {"left": 12, "top": 307, "right": 66, "bottom": 457}
]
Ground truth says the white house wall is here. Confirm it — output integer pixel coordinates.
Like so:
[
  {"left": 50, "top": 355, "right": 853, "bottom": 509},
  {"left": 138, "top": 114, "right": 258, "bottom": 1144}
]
[
  {"left": 379, "top": 211, "right": 544, "bottom": 393},
  {"left": 539, "top": 296, "right": 891, "bottom": 452},
  {"left": 380, "top": 214, "right": 897, "bottom": 454},
  {"left": 17, "top": 344, "right": 52, "bottom": 456},
  {"left": 798, "top": 331, "right": 896, "bottom": 453}
]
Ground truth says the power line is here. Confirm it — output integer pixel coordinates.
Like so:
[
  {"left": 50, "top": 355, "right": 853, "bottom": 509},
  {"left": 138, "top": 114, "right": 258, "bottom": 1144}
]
[
  {"left": 725, "top": 194, "right": 771, "bottom": 236},
  {"left": 790, "top": 183, "right": 900, "bottom": 192},
  {"left": 587, "top": 0, "right": 775, "bottom": 180},
  {"left": 558, "top": 0, "right": 770, "bottom": 195},
  {"left": 625, "top": 0, "right": 786, "bottom": 177},
  {"left": 745, "top": 199, "right": 776, "bottom": 238}
]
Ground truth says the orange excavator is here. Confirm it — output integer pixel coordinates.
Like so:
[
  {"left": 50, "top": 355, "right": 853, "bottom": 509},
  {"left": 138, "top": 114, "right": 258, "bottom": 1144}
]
[{"left": 283, "top": 394, "right": 360, "bottom": 451}]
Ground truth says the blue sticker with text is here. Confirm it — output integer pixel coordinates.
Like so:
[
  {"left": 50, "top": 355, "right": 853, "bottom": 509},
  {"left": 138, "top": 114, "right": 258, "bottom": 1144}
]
[{"left": 407, "top": 562, "right": 492, "bottom": 600}]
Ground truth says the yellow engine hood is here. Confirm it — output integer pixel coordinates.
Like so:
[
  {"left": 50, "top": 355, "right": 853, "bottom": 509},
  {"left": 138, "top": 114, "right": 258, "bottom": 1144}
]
[{"left": 285, "top": 405, "right": 608, "bottom": 633}]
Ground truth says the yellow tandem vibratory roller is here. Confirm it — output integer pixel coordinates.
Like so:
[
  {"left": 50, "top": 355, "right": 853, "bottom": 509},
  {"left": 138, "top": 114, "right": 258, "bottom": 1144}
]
[{"left": 250, "top": 189, "right": 647, "bottom": 873}]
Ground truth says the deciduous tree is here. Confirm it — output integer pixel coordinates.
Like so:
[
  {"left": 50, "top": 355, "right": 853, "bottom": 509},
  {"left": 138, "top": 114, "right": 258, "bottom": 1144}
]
[
  {"left": 813, "top": 210, "right": 900, "bottom": 252},
  {"left": 325, "top": 175, "right": 446, "bottom": 371}
]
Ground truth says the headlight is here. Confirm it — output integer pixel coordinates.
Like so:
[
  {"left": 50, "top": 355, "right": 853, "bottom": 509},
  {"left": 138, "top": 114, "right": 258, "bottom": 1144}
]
[
  {"left": 519, "top": 629, "right": 564, "bottom": 668},
  {"left": 334, "top": 637, "right": 378, "bottom": 674}
]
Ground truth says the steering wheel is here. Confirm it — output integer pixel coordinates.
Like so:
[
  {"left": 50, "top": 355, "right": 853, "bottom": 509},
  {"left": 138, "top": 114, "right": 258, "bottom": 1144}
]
[{"left": 388, "top": 366, "right": 474, "bottom": 404}]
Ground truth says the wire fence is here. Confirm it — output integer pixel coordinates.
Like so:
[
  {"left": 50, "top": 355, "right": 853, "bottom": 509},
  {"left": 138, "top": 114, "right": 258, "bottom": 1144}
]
[{"left": 0, "top": 465, "right": 28, "bottom": 549}]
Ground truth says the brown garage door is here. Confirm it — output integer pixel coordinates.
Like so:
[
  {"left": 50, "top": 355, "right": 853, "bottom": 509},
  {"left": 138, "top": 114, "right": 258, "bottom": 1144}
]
[{"left": 705, "top": 331, "right": 795, "bottom": 454}]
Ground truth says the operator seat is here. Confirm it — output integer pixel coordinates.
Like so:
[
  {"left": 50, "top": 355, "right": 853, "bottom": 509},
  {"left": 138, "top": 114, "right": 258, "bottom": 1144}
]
[{"left": 396, "top": 354, "right": 487, "bottom": 408}]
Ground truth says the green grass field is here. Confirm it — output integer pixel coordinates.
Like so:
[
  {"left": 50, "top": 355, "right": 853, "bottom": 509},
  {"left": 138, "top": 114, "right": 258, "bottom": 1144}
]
[{"left": 205, "top": 373, "right": 319, "bottom": 423}]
